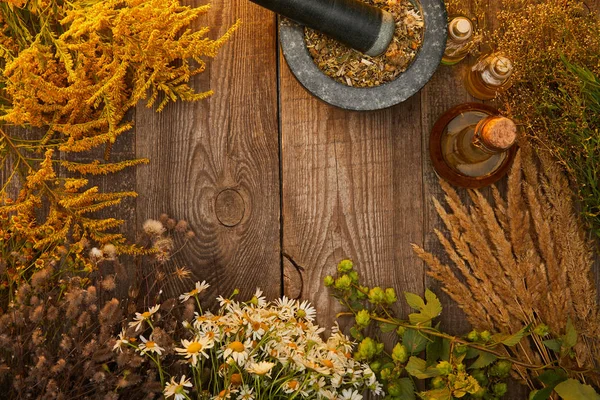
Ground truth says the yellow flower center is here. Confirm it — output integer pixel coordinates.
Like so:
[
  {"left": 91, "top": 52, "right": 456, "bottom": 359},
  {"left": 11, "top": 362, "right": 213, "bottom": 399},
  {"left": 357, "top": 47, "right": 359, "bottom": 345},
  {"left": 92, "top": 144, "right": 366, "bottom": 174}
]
[
  {"left": 228, "top": 341, "right": 245, "bottom": 353},
  {"left": 288, "top": 380, "right": 299, "bottom": 389},
  {"left": 142, "top": 311, "right": 152, "bottom": 318},
  {"left": 187, "top": 342, "right": 203, "bottom": 353},
  {"left": 146, "top": 341, "right": 156, "bottom": 348},
  {"left": 189, "top": 289, "right": 198, "bottom": 296},
  {"left": 321, "top": 359, "right": 334, "bottom": 368}
]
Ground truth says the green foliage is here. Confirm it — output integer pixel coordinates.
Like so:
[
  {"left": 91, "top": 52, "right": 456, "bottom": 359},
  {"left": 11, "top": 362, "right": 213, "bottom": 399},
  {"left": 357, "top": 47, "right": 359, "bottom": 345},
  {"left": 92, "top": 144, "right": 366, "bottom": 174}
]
[
  {"left": 327, "top": 260, "right": 600, "bottom": 399},
  {"left": 554, "top": 379, "right": 600, "bottom": 400}
]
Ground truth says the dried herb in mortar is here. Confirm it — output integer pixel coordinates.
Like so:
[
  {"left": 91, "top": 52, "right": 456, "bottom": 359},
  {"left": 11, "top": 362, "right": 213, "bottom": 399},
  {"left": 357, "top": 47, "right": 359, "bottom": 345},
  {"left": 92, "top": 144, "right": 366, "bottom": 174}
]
[{"left": 305, "top": 0, "right": 424, "bottom": 88}]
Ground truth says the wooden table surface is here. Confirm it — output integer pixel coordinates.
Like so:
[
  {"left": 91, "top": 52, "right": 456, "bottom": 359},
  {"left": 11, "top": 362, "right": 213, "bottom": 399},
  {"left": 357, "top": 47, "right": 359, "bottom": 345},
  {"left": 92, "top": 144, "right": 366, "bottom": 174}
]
[{"left": 102, "top": 1, "right": 596, "bottom": 397}]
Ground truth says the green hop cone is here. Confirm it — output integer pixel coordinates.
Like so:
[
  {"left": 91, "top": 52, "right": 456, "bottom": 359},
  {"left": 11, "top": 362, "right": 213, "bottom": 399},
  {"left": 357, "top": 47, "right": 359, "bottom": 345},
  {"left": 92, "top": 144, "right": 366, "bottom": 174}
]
[
  {"left": 380, "top": 367, "right": 391, "bottom": 381},
  {"left": 324, "top": 275, "right": 334, "bottom": 287},
  {"left": 355, "top": 309, "right": 371, "bottom": 328},
  {"left": 348, "top": 270, "right": 359, "bottom": 283},
  {"left": 337, "top": 259, "right": 354, "bottom": 273},
  {"left": 384, "top": 287, "right": 397, "bottom": 304},
  {"left": 391, "top": 343, "right": 408, "bottom": 363},
  {"left": 490, "top": 360, "right": 512, "bottom": 378},
  {"left": 471, "top": 387, "right": 487, "bottom": 398},
  {"left": 335, "top": 275, "right": 352, "bottom": 290},
  {"left": 467, "top": 330, "right": 479, "bottom": 342},
  {"left": 455, "top": 345, "right": 468, "bottom": 355},
  {"left": 533, "top": 323, "right": 550, "bottom": 337},
  {"left": 471, "top": 369, "right": 488, "bottom": 386},
  {"left": 436, "top": 361, "right": 453, "bottom": 376},
  {"left": 355, "top": 337, "right": 379, "bottom": 361},
  {"left": 369, "top": 360, "right": 382, "bottom": 373},
  {"left": 396, "top": 326, "right": 406, "bottom": 336},
  {"left": 431, "top": 376, "right": 446, "bottom": 389},
  {"left": 480, "top": 330, "right": 492, "bottom": 343},
  {"left": 493, "top": 383, "right": 508, "bottom": 397},
  {"left": 368, "top": 287, "right": 386, "bottom": 304},
  {"left": 387, "top": 380, "right": 404, "bottom": 397}
]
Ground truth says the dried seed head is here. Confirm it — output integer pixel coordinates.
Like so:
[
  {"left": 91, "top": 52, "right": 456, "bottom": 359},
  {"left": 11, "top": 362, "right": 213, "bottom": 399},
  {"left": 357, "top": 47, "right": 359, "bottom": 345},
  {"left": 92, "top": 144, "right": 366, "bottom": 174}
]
[
  {"left": 101, "top": 275, "right": 116, "bottom": 291},
  {"left": 143, "top": 219, "right": 165, "bottom": 236}
]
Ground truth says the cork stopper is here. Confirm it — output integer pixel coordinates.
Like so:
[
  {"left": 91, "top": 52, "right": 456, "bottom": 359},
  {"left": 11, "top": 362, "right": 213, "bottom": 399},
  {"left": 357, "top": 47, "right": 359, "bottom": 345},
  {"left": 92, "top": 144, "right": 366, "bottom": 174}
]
[
  {"left": 490, "top": 55, "right": 513, "bottom": 79},
  {"left": 477, "top": 116, "right": 517, "bottom": 151},
  {"left": 449, "top": 17, "right": 473, "bottom": 40}
]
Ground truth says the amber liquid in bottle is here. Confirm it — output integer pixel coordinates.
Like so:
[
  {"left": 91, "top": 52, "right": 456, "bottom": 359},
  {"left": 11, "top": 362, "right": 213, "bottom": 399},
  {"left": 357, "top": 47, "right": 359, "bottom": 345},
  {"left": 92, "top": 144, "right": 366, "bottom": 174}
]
[
  {"left": 441, "top": 113, "right": 516, "bottom": 178},
  {"left": 465, "top": 53, "right": 513, "bottom": 100},
  {"left": 441, "top": 16, "right": 474, "bottom": 65}
]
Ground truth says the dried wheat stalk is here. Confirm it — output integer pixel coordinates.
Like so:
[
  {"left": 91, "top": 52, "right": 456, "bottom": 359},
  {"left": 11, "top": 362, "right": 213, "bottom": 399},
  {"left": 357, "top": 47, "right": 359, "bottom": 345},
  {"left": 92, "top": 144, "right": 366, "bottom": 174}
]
[{"left": 413, "top": 144, "right": 600, "bottom": 387}]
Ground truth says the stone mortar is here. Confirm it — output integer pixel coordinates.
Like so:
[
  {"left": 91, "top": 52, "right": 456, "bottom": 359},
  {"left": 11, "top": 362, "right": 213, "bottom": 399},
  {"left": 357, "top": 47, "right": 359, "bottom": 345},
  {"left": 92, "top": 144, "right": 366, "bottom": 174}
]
[{"left": 279, "top": 0, "right": 448, "bottom": 111}]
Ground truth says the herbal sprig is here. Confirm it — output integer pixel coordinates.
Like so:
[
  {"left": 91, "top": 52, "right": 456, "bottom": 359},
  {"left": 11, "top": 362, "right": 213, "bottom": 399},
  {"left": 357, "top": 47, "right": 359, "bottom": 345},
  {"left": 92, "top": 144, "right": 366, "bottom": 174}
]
[{"left": 326, "top": 259, "right": 599, "bottom": 400}]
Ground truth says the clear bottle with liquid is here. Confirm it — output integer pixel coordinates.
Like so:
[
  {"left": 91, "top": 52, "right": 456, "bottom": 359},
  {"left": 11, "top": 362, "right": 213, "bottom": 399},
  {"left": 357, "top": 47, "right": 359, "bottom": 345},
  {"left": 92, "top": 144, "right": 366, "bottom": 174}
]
[
  {"left": 441, "top": 113, "right": 517, "bottom": 178},
  {"left": 464, "top": 53, "right": 513, "bottom": 100},
  {"left": 441, "top": 16, "right": 474, "bottom": 65}
]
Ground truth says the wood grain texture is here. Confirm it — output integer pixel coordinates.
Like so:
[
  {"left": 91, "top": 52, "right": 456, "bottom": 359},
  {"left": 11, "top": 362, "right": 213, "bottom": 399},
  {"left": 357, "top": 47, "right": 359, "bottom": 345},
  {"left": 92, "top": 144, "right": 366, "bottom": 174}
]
[
  {"left": 134, "top": 0, "right": 281, "bottom": 301},
  {"left": 420, "top": 60, "right": 477, "bottom": 335},
  {"left": 279, "top": 55, "right": 425, "bottom": 328}
]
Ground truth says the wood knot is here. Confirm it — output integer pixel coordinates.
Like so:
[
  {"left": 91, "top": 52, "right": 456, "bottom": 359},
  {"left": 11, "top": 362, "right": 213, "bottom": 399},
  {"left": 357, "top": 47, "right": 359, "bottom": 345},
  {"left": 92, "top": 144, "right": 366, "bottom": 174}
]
[{"left": 215, "top": 189, "right": 245, "bottom": 227}]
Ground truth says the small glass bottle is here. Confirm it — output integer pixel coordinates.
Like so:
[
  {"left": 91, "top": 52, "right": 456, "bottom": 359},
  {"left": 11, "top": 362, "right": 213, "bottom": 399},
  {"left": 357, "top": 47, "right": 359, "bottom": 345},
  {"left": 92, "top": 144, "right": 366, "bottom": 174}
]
[
  {"left": 441, "top": 16, "right": 474, "bottom": 65},
  {"left": 464, "top": 53, "right": 513, "bottom": 100},
  {"left": 441, "top": 114, "right": 517, "bottom": 178}
]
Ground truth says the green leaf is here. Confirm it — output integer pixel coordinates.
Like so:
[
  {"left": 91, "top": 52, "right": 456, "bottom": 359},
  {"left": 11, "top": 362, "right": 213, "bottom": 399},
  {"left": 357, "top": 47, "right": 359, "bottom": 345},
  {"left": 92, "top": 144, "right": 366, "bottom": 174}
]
[
  {"left": 563, "top": 319, "right": 577, "bottom": 350},
  {"left": 498, "top": 327, "right": 527, "bottom": 347},
  {"left": 423, "top": 289, "right": 443, "bottom": 319},
  {"left": 409, "top": 312, "right": 433, "bottom": 325},
  {"left": 426, "top": 335, "right": 444, "bottom": 367},
  {"left": 418, "top": 388, "right": 452, "bottom": 400},
  {"left": 405, "top": 356, "right": 441, "bottom": 379},
  {"left": 396, "top": 378, "right": 416, "bottom": 400},
  {"left": 554, "top": 379, "right": 600, "bottom": 400},
  {"left": 465, "top": 346, "right": 480, "bottom": 359},
  {"left": 405, "top": 292, "right": 425, "bottom": 310},
  {"left": 543, "top": 339, "right": 562, "bottom": 352},
  {"left": 469, "top": 351, "right": 498, "bottom": 369},
  {"left": 379, "top": 321, "right": 397, "bottom": 333},
  {"left": 403, "top": 328, "right": 429, "bottom": 354},
  {"left": 532, "top": 386, "right": 555, "bottom": 400},
  {"left": 537, "top": 369, "right": 568, "bottom": 387}
]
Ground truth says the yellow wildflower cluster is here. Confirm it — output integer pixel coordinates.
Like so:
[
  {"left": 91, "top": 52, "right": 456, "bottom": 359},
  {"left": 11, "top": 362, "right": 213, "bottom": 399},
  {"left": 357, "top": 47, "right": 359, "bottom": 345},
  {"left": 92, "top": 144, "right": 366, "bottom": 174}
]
[{"left": 0, "top": 0, "right": 237, "bottom": 260}]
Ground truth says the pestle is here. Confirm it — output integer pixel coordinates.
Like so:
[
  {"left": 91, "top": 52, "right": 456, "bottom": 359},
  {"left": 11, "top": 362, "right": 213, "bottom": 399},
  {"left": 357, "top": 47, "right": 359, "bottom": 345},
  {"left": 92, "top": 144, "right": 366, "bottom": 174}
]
[{"left": 250, "top": 0, "right": 396, "bottom": 57}]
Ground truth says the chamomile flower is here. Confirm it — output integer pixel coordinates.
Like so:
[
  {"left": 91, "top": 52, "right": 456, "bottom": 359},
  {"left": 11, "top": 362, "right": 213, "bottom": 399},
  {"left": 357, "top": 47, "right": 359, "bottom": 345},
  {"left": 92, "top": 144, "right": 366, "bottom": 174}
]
[
  {"left": 164, "top": 375, "right": 192, "bottom": 400},
  {"left": 222, "top": 340, "right": 250, "bottom": 365},
  {"left": 340, "top": 388, "right": 363, "bottom": 400},
  {"left": 283, "top": 379, "right": 301, "bottom": 394},
  {"left": 248, "top": 288, "right": 267, "bottom": 308},
  {"left": 275, "top": 296, "right": 298, "bottom": 320},
  {"left": 176, "top": 336, "right": 213, "bottom": 365},
  {"left": 296, "top": 300, "right": 317, "bottom": 321},
  {"left": 138, "top": 335, "right": 165, "bottom": 355},
  {"left": 113, "top": 330, "right": 128, "bottom": 353},
  {"left": 238, "top": 385, "right": 255, "bottom": 400},
  {"left": 246, "top": 361, "right": 275, "bottom": 376},
  {"left": 179, "top": 280, "right": 210, "bottom": 302},
  {"left": 129, "top": 304, "right": 160, "bottom": 331}
]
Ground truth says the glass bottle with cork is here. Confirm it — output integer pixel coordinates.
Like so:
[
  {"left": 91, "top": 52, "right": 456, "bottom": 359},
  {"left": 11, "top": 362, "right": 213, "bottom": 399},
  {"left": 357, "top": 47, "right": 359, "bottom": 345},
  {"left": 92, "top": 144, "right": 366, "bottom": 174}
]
[
  {"left": 441, "top": 113, "right": 517, "bottom": 178},
  {"left": 441, "top": 16, "right": 475, "bottom": 65},
  {"left": 464, "top": 53, "right": 513, "bottom": 100}
]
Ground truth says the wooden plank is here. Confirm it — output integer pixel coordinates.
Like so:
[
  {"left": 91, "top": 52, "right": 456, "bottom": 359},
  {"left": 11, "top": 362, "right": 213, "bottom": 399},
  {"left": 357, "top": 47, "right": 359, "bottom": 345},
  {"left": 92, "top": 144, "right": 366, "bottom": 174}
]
[
  {"left": 134, "top": 0, "right": 281, "bottom": 301},
  {"left": 420, "top": 60, "right": 476, "bottom": 335},
  {"left": 280, "top": 54, "right": 425, "bottom": 327}
]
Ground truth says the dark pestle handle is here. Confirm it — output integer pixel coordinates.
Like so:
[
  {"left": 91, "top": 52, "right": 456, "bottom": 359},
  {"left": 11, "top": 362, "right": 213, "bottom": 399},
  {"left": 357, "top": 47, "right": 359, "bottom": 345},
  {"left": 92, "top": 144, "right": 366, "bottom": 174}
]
[{"left": 250, "top": 0, "right": 395, "bottom": 56}]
